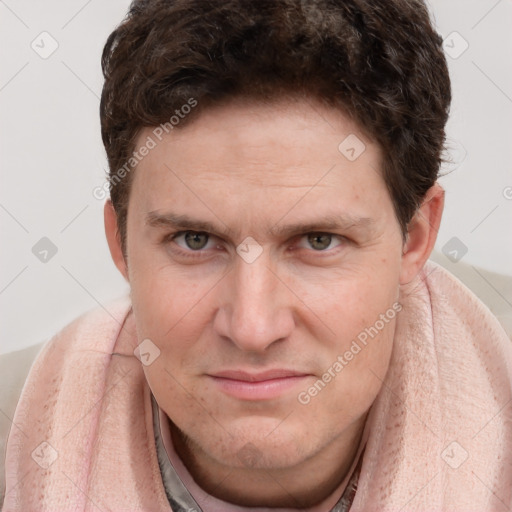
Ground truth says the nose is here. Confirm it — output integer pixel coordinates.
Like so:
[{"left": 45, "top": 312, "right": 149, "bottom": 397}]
[{"left": 213, "top": 253, "right": 295, "bottom": 353}]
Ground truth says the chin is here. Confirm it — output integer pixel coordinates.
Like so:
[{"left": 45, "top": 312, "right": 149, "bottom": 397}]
[{"left": 193, "top": 416, "right": 318, "bottom": 470}]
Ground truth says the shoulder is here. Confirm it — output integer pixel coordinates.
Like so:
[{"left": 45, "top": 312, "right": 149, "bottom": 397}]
[
  {"left": 0, "top": 295, "right": 132, "bottom": 507},
  {"left": 427, "top": 252, "right": 512, "bottom": 341},
  {"left": 17, "top": 296, "right": 134, "bottom": 390},
  {"left": 0, "top": 341, "right": 47, "bottom": 432},
  {"left": 0, "top": 341, "right": 46, "bottom": 506}
]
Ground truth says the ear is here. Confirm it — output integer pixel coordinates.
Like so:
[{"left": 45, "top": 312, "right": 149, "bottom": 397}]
[
  {"left": 104, "top": 199, "right": 129, "bottom": 281},
  {"left": 399, "top": 183, "right": 445, "bottom": 285}
]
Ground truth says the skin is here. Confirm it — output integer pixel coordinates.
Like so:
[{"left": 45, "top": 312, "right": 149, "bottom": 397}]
[{"left": 105, "top": 96, "right": 444, "bottom": 508}]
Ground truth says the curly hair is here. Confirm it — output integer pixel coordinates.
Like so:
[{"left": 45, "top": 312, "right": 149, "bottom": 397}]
[{"left": 100, "top": 0, "right": 451, "bottom": 253}]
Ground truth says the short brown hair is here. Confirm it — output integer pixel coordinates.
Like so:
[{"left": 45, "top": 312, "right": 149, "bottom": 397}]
[{"left": 100, "top": 0, "right": 451, "bottom": 253}]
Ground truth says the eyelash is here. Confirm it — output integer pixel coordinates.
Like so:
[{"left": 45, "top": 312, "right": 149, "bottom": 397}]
[
  {"left": 162, "top": 231, "right": 216, "bottom": 260},
  {"left": 162, "top": 231, "right": 348, "bottom": 260}
]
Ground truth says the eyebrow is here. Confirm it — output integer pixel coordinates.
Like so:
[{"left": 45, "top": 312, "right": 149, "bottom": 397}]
[
  {"left": 146, "top": 211, "right": 235, "bottom": 238},
  {"left": 146, "top": 211, "right": 375, "bottom": 239},
  {"left": 269, "top": 215, "right": 375, "bottom": 237}
]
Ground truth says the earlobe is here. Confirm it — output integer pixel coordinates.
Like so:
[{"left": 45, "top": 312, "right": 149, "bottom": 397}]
[
  {"left": 399, "top": 183, "right": 445, "bottom": 285},
  {"left": 104, "top": 200, "right": 129, "bottom": 281}
]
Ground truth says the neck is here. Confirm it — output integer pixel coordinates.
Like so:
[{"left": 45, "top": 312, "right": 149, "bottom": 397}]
[{"left": 169, "top": 413, "right": 368, "bottom": 509}]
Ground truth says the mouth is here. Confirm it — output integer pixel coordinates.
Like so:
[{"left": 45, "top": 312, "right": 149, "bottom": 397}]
[{"left": 207, "top": 369, "right": 312, "bottom": 401}]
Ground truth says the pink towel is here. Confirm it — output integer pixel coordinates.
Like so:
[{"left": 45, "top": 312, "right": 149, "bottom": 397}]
[{"left": 3, "top": 260, "right": 512, "bottom": 511}]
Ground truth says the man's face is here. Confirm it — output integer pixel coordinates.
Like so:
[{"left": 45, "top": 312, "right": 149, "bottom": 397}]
[{"left": 125, "top": 97, "right": 404, "bottom": 472}]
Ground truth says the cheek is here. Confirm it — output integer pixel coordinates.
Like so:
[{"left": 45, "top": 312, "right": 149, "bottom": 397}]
[
  {"left": 142, "top": 357, "right": 218, "bottom": 435},
  {"left": 298, "top": 262, "right": 400, "bottom": 341},
  {"left": 128, "top": 253, "right": 216, "bottom": 341},
  {"left": 295, "top": 264, "right": 399, "bottom": 412},
  {"left": 303, "top": 318, "right": 396, "bottom": 427}
]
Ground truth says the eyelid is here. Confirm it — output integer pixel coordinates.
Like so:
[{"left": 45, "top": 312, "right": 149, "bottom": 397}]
[
  {"left": 294, "top": 232, "right": 346, "bottom": 250},
  {"left": 162, "top": 230, "right": 348, "bottom": 257},
  {"left": 170, "top": 230, "right": 219, "bottom": 250}
]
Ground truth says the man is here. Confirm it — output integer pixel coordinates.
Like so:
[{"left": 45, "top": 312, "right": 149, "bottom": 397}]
[{"left": 2, "top": 0, "right": 512, "bottom": 510}]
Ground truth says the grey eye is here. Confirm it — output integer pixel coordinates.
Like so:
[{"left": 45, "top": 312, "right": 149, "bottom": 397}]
[
  {"left": 184, "top": 231, "right": 209, "bottom": 250},
  {"left": 307, "top": 233, "right": 333, "bottom": 250}
]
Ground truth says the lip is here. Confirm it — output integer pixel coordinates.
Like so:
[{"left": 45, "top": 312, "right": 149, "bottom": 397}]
[{"left": 207, "top": 369, "right": 311, "bottom": 401}]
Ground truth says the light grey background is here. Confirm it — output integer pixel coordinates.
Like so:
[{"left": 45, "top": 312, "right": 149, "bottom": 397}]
[{"left": 1, "top": 0, "right": 511, "bottom": 354}]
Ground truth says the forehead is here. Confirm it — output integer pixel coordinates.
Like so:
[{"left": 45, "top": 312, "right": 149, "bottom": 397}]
[{"left": 129, "top": 97, "right": 392, "bottom": 231}]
